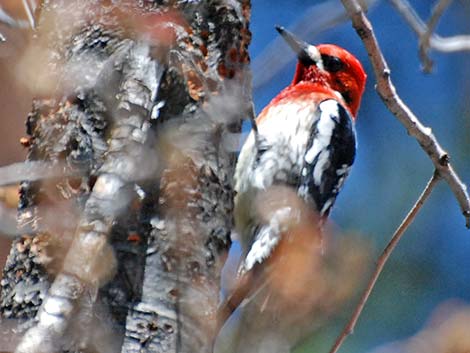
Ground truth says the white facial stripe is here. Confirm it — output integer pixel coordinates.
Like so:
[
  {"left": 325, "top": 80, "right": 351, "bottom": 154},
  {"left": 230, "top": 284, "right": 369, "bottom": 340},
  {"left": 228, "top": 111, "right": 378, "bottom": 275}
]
[
  {"left": 306, "top": 45, "right": 324, "bottom": 71},
  {"left": 304, "top": 100, "right": 338, "bottom": 186},
  {"left": 243, "top": 226, "right": 280, "bottom": 272}
]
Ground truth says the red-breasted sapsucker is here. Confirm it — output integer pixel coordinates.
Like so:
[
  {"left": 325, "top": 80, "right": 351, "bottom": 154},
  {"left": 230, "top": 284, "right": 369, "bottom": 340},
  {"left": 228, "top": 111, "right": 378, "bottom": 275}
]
[
  {"left": 235, "top": 26, "right": 366, "bottom": 271},
  {"left": 217, "top": 27, "right": 366, "bottom": 332}
]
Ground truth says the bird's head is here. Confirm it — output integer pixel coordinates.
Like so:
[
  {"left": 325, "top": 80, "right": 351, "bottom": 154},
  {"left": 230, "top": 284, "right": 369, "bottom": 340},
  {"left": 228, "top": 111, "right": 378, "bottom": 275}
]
[{"left": 276, "top": 26, "right": 367, "bottom": 118}]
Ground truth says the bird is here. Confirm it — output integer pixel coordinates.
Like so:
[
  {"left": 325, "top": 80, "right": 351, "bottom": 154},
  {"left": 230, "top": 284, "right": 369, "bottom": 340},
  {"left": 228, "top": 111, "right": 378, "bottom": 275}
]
[{"left": 214, "top": 26, "right": 367, "bottom": 352}]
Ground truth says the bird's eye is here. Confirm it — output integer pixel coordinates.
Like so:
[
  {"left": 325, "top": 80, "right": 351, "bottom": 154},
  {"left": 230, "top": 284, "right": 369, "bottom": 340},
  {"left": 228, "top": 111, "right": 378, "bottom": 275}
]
[{"left": 321, "top": 54, "right": 345, "bottom": 73}]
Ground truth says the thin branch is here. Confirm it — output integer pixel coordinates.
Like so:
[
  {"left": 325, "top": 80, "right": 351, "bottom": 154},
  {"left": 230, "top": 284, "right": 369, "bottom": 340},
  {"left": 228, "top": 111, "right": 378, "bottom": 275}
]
[
  {"left": 341, "top": 0, "right": 470, "bottom": 228},
  {"left": 389, "top": 0, "right": 470, "bottom": 53},
  {"left": 328, "top": 171, "right": 441, "bottom": 353},
  {"left": 419, "top": 0, "right": 453, "bottom": 72},
  {"left": 22, "top": 0, "right": 35, "bottom": 29}
]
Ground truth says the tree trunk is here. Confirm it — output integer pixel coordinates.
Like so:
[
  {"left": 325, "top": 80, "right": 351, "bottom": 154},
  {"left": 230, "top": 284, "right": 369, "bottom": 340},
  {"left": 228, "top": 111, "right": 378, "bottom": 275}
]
[{"left": 0, "top": 1, "right": 251, "bottom": 352}]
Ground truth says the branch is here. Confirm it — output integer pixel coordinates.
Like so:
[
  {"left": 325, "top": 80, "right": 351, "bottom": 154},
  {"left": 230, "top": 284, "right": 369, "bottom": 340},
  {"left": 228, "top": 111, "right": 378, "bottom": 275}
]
[
  {"left": 327, "top": 1, "right": 470, "bottom": 352},
  {"left": 0, "top": 161, "right": 83, "bottom": 186},
  {"left": 341, "top": 0, "right": 470, "bottom": 228},
  {"left": 21, "top": 0, "right": 35, "bottom": 29},
  {"left": 15, "top": 41, "right": 163, "bottom": 353},
  {"left": 418, "top": 0, "right": 453, "bottom": 72},
  {"left": 389, "top": 0, "right": 470, "bottom": 54},
  {"left": 6, "top": 2, "right": 251, "bottom": 352},
  {"left": 329, "top": 171, "right": 441, "bottom": 353}
]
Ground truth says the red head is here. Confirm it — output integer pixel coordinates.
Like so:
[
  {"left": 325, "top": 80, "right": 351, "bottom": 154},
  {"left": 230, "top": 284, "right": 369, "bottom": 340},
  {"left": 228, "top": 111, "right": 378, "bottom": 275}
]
[{"left": 276, "top": 27, "right": 367, "bottom": 118}]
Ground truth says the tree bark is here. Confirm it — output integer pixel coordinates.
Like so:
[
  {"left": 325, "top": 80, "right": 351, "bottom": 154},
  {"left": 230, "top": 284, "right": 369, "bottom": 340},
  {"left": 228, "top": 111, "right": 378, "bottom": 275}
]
[{"left": 0, "top": 1, "right": 251, "bottom": 352}]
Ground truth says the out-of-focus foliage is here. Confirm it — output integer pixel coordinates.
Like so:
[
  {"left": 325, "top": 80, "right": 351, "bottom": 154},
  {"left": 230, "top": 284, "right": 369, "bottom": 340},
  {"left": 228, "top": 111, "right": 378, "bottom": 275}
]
[{"left": 372, "top": 300, "right": 470, "bottom": 353}]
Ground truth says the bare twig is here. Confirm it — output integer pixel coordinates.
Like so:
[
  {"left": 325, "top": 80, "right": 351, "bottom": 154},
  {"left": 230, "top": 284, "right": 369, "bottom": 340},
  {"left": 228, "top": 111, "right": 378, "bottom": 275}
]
[
  {"left": 419, "top": 0, "right": 453, "bottom": 72},
  {"left": 389, "top": 0, "right": 470, "bottom": 53},
  {"left": 328, "top": 171, "right": 441, "bottom": 353},
  {"left": 21, "top": 0, "right": 35, "bottom": 29},
  {"left": 342, "top": 0, "right": 470, "bottom": 228}
]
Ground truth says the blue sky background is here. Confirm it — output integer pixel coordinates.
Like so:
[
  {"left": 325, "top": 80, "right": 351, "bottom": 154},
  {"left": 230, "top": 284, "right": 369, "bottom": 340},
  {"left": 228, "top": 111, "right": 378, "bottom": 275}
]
[{"left": 243, "top": 1, "right": 470, "bottom": 352}]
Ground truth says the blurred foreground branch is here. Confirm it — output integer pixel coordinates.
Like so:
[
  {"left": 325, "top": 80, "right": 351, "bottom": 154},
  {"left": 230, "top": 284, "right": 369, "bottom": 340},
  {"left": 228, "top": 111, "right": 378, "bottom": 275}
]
[
  {"left": 1, "top": 1, "right": 251, "bottom": 353},
  {"left": 329, "top": 171, "right": 440, "bottom": 353},
  {"left": 21, "top": 0, "right": 36, "bottom": 29}
]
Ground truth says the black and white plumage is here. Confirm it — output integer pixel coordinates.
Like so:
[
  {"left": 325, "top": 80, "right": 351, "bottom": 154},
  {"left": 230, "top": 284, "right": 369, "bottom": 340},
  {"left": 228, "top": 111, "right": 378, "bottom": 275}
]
[
  {"left": 299, "top": 99, "right": 356, "bottom": 217},
  {"left": 234, "top": 97, "right": 356, "bottom": 273},
  {"left": 215, "top": 28, "right": 366, "bottom": 349}
]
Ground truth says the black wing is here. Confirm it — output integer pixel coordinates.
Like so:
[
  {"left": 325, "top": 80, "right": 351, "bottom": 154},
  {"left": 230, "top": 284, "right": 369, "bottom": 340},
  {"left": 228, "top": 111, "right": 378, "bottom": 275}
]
[{"left": 299, "top": 99, "right": 356, "bottom": 217}]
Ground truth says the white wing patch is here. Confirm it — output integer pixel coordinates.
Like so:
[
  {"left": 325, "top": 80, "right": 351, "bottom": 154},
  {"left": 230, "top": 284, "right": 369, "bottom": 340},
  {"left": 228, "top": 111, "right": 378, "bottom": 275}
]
[
  {"left": 241, "top": 226, "right": 280, "bottom": 273},
  {"left": 313, "top": 150, "right": 330, "bottom": 186},
  {"left": 241, "top": 205, "right": 294, "bottom": 273},
  {"left": 304, "top": 100, "right": 339, "bottom": 186},
  {"left": 320, "top": 198, "right": 334, "bottom": 214},
  {"left": 336, "top": 163, "right": 351, "bottom": 176}
]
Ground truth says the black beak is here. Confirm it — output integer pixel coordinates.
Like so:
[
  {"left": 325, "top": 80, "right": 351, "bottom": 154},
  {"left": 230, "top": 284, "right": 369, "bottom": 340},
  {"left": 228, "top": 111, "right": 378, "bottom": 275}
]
[{"left": 275, "top": 26, "right": 317, "bottom": 66}]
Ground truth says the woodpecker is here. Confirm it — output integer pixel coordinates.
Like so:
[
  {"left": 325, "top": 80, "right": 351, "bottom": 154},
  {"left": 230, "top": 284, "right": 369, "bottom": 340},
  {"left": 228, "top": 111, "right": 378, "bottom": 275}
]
[{"left": 216, "top": 27, "right": 366, "bottom": 333}]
